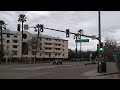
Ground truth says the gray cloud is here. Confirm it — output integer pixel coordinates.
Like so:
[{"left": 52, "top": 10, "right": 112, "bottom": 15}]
[{"left": 1, "top": 11, "right": 120, "bottom": 51}]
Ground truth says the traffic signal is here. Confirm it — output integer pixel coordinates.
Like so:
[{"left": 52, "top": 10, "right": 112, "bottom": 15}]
[
  {"left": 17, "top": 24, "right": 20, "bottom": 31},
  {"left": 97, "top": 44, "right": 99, "bottom": 51},
  {"left": 66, "top": 29, "right": 70, "bottom": 37},
  {"left": 100, "top": 42, "right": 103, "bottom": 51},
  {"left": 40, "top": 24, "right": 44, "bottom": 32},
  {"left": 100, "top": 54, "right": 103, "bottom": 58}
]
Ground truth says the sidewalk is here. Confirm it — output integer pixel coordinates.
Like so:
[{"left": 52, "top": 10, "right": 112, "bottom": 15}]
[{"left": 81, "top": 69, "right": 120, "bottom": 79}]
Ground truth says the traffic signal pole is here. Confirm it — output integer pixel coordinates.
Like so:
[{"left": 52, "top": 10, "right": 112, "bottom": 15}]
[
  {"left": 98, "top": 11, "right": 102, "bottom": 72},
  {"left": 0, "top": 24, "right": 3, "bottom": 62}
]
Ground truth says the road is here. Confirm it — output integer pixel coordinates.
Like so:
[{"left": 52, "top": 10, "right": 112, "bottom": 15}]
[{"left": 0, "top": 61, "right": 97, "bottom": 79}]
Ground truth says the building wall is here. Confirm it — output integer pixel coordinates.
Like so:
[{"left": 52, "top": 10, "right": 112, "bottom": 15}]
[{"left": 1, "top": 30, "right": 68, "bottom": 60}]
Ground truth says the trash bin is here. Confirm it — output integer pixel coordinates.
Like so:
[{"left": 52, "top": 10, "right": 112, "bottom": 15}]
[
  {"left": 113, "top": 51, "right": 120, "bottom": 75},
  {"left": 101, "top": 61, "right": 106, "bottom": 73},
  {"left": 97, "top": 61, "right": 106, "bottom": 73}
]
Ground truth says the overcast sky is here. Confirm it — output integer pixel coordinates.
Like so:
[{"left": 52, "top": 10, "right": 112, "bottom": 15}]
[{"left": 0, "top": 11, "right": 120, "bottom": 51}]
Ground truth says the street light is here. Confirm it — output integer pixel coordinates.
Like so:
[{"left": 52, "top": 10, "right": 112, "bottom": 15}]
[
  {"left": 18, "top": 14, "right": 27, "bottom": 63},
  {"left": 0, "top": 20, "right": 5, "bottom": 62}
]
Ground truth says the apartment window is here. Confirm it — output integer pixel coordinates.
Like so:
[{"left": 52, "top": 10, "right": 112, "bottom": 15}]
[
  {"left": 46, "top": 38, "right": 51, "bottom": 41},
  {"left": 32, "top": 51, "right": 36, "bottom": 55},
  {"left": 13, "top": 51, "right": 17, "bottom": 55},
  {"left": 63, "top": 49, "right": 64, "bottom": 51},
  {"left": 63, "top": 54, "right": 64, "bottom": 56},
  {"left": 40, "top": 43, "right": 42, "bottom": 46},
  {"left": 13, "top": 40, "right": 18, "bottom": 43},
  {"left": 14, "top": 35, "right": 17, "bottom": 38},
  {"left": 55, "top": 54, "right": 57, "bottom": 56},
  {"left": 40, "top": 38, "right": 42, "bottom": 41},
  {"left": 7, "top": 34, "right": 10, "bottom": 38},
  {"left": 40, "top": 47, "right": 42, "bottom": 50},
  {"left": 6, "top": 45, "right": 10, "bottom": 49},
  {"left": 7, "top": 40, "right": 10, "bottom": 43},
  {"left": 13, "top": 45, "right": 18, "bottom": 48},
  {"left": 40, "top": 53, "right": 41, "bottom": 56},
  {"left": 32, "top": 45, "right": 36, "bottom": 49},
  {"left": 59, "top": 54, "right": 60, "bottom": 56}
]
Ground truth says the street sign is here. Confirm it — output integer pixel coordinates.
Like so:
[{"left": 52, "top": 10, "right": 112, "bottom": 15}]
[{"left": 75, "top": 39, "right": 89, "bottom": 43}]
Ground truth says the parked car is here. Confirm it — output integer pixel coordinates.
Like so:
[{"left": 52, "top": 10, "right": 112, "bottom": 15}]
[{"left": 52, "top": 59, "right": 63, "bottom": 65}]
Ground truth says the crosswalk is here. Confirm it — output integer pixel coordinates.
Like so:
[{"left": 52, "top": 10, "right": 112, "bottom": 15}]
[{"left": 13, "top": 65, "right": 73, "bottom": 71}]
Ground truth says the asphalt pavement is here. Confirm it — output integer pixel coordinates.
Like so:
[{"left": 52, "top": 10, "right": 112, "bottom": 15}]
[{"left": 0, "top": 61, "right": 97, "bottom": 79}]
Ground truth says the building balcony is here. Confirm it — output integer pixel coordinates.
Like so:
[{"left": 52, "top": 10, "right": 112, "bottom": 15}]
[
  {"left": 44, "top": 49, "right": 53, "bottom": 52},
  {"left": 54, "top": 41, "right": 62, "bottom": 44},
  {"left": 13, "top": 43, "right": 19, "bottom": 45},
  {"left": 44, "top": 40, "right": 53, "bottom": 44},
  {"left": 44, "top": 45, "right": 53, "bottom": 48},
  {"left": 54, "top": 45, "right": 62, "bottom": 48},
  {"left": 53, "top": 50, "right": 63, "bottom": 53}
]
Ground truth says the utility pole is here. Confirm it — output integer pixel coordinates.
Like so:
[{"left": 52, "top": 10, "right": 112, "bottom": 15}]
[{"left": 18, "top": 14, "right": 27, "bottom": 63}]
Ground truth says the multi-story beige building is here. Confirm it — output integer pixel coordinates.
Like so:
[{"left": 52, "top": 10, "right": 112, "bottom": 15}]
[{"left": 0, "top": 29, "right": 68, "bottom": 61}]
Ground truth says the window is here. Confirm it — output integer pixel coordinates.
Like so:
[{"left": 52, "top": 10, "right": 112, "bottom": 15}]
[
  {"left": 55, "top": 54, "right": 57, "bottom": 56},
  {"left": 32, "top": 51, "right": 36, "bottom": 55},
  {"left": 40, "top": 38, "right": 42, "bottom": 41},
  {"left": 40, "top": 53, "right": 41, "bottom": 56},
  {"left": 7, "top": 34, "right": 10, "bottom": 38},
  {"left": 6, "top": 45, "right": 10, "bottom": 49},
  {"left": 40, "top": 47, "right": 42, "bottom": 50},
  {"left": 59, "top": 54, "right": 60, "bottom": 56},
  {"left": 32, "top": 45, "right": 36, "bottom": 49},
  {"left": 13, "top": 51, "right": 17, "bottom": 55},
  {"left": 63, "top": 54, "right": 64, "bottom": 56},
  {"left": 13, "top": 40, "right": 18, "bottom": 43},
  {"left": 7, "top": 40, "right": 10, "bottom": 43},
  {"left": 14, "top": 35, "right": 17, "bottom": 38},
  {"left": 40, "top": 43, "right": 42, "bottom": 46},
  {"left": 13, "top": 45, "right": 18, "bottom": 48},
  {"left": 63, "top": 49, "right": 64, "bottom": 51}
]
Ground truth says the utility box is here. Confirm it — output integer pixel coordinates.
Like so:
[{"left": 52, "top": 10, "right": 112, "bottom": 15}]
[{"left": 113, "top": 50, "right": 120, "bottom": 75}]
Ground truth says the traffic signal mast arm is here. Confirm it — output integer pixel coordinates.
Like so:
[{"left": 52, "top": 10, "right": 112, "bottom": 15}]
[
  {"left": 44, "top": 27, "right": 99, "bottom": 40},
  {"left": 28, "top": 26, "right": 99, "bottom": 40}
]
